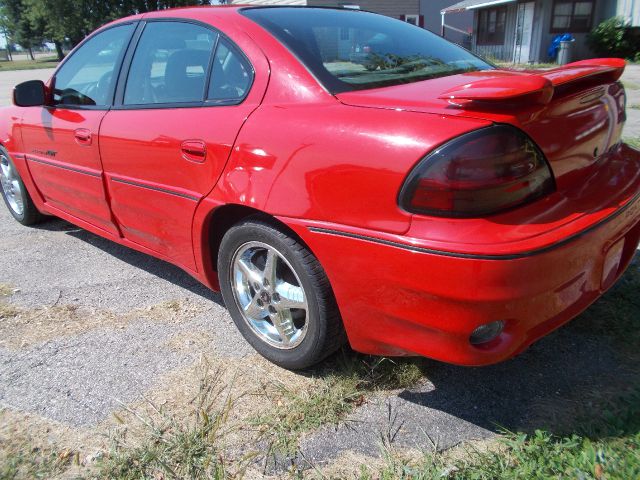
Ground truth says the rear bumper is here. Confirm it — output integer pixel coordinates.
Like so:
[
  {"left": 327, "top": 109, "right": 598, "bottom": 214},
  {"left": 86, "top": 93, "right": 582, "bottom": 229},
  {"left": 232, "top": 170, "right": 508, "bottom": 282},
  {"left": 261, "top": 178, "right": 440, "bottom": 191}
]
[{"left": 284, "top": 145, "right": 640, "bottom": 366}]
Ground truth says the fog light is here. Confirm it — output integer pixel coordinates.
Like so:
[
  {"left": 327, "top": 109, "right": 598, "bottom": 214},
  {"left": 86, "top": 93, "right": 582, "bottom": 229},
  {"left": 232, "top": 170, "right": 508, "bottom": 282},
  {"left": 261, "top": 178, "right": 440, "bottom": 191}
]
[{"left": 469, "top": 320, "right": 505, "bottom": 345}]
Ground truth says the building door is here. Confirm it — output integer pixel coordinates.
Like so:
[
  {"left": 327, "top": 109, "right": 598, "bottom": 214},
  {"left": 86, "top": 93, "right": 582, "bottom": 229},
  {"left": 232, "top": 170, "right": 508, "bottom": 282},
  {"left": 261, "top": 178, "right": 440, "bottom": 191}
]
[{"left": 514, "top": 2, "right": 535, "bottom": 63}]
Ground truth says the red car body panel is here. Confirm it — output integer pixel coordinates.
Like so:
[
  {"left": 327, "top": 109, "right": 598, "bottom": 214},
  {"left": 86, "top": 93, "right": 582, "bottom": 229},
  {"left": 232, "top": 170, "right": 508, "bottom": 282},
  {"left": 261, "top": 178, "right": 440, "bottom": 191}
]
[
  {"left": 21, "top": 108, "right": 121, "bottom": 236},
  {"left": 2, "top": 6, "right": 639, "bottom": 365},
  {"left": 284, "top": 183, "right": 640, "bottom": 364}
]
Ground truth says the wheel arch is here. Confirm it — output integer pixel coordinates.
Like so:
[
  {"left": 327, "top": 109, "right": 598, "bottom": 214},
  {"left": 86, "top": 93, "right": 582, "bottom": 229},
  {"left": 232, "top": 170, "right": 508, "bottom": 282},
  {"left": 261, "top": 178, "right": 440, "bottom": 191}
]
[{"left": 200, "top": 203, "right": 318, "bottom": 289}]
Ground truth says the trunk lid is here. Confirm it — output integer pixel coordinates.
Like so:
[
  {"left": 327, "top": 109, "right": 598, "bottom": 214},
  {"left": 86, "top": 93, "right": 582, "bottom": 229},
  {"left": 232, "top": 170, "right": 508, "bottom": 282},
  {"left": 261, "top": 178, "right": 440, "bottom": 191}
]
[{"left": 336, "top": 59, "right": 627, "bottom": 189}]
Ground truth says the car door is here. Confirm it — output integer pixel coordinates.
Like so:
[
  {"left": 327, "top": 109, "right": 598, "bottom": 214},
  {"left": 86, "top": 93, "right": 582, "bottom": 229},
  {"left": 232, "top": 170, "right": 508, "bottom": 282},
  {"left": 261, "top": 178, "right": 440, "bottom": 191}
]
[
  {"left": 20, "top": 23, "right": 136, "bottom": 235},
  {"left": 100, "top": 20, "right": 258, "bottom": 270}
]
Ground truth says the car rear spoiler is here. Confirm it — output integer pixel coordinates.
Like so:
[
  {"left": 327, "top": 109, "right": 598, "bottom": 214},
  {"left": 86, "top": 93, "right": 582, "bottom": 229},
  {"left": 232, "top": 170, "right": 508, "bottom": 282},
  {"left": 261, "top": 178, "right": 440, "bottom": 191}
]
[{"left": 439, "top": 58, "right": 626, "bottom": 107}]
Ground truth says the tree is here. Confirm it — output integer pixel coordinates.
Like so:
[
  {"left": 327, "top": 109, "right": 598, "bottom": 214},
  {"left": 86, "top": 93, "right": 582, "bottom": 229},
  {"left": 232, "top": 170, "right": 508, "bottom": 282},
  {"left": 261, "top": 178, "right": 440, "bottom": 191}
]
[
  {"left": 25, "top": 0, "right": 104, "bottom": 60},
  {"left": 1, "top": 0, "right": 213, "bottom": 62},
  {"left": 119, "top": 0, "right": 212, "bottom": 14},
  {"left": 1, "top": 0, "right": 44, "bottom": 60}
]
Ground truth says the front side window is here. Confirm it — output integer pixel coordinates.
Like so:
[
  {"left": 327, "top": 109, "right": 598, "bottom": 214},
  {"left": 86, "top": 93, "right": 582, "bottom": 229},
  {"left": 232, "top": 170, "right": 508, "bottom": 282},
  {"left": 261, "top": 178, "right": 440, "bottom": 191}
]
[
  {"left": 53, "top": 24, "right": 134, "bottom": 107},
  {"left": 243, "top": 8, "right": 491, "bottom": 94},
  {"left": 124, "top": 22, "right": 217, "bottom": 105},
  {"left": 551, "top": 0, "right": 594, "bottom": 32},
  {"left": 477, "top": 7, "right": 507, "bottom": 45}
]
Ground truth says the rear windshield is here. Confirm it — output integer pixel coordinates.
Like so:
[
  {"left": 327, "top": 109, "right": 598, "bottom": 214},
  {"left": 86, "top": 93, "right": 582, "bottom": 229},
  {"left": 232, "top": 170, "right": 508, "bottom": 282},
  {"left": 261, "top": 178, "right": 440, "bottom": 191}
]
[{"left": 242, "top": 7, "right": 493, "bottom": 93}]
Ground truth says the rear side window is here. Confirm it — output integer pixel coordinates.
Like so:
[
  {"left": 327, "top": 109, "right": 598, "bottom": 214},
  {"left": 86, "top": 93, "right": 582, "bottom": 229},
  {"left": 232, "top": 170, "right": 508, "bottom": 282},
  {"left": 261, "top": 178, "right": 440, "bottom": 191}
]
[
  {"left": 208, "top": 39, "right": 252, "bottom": 102},
  {"left": 243, "top": 8, "right": 492, "bottom": 93},
  {"left": 124, "top": 22, "right": 217, "bottom": 105}
]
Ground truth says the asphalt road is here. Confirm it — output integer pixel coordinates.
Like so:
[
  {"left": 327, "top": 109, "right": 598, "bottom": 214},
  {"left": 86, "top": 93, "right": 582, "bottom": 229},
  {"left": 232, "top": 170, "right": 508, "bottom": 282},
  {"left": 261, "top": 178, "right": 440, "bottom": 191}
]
[
  {"left": 0, "top": 64, "right": 639, "bottom": 470},
  {"left": 0, "top": 68, "right": 52, "bottom": 106}
]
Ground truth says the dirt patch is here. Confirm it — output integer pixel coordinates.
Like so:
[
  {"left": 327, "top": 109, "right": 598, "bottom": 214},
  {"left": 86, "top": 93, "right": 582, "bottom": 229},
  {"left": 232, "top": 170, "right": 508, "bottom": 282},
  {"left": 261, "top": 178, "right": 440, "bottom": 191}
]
[
  {"left": 299, "top": 438, "right": 500, "bottom": 479},
  {"left": 164, "top": 328, "right": 219, "bottom": 354},
  {"left": 0, "top": 407, "right": 105, "bottom": 479},
  {"left": 104, "top": 352, "right": 314, "bottom": 435},
  {"left": 0, "top": 355, "right": 279, "bottom": 478},
  {"left": 0, "top": 283, "right": 15, "bottom": 297},
  {"left": 306, "top": 450, "right": 387, "bottom": 479},
  {"left": 0, "top": 298, "right": 204, "bottom": 350}
]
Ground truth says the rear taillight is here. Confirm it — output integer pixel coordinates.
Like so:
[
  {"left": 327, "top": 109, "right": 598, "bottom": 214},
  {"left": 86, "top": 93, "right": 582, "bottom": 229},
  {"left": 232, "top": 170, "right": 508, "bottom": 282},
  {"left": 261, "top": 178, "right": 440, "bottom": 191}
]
[{"left": 399, "top": 125, "right": 555, "bottom": 217}]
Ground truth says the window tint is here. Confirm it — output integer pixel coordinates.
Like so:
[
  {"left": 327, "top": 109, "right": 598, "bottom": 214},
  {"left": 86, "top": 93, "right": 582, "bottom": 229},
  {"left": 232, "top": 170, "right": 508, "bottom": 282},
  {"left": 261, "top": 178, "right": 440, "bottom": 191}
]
[
  {"left": 208, "top": 39, "right": 252, "bottom": 102},
  {"left": 54, "top": 24, "right": 134, "bottom": 107},
  {"left": 243, "top": 8, "right": 492, "bottom": 94},
  {"left": 125, "top": 22, "right": 217, "bottom": 105}
]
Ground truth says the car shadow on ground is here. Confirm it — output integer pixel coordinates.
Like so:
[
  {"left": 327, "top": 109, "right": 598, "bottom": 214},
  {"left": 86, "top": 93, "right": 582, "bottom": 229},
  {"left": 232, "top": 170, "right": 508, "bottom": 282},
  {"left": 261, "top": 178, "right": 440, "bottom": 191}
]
[
  {"left": 403, "top": 252, "right": 639, "bottom": 439},
  {"left": 33, "top": 217, "right": 225, "bottom": 306},
  {"left": 323, "top": 250, "right": 640, "bottom": 441}
]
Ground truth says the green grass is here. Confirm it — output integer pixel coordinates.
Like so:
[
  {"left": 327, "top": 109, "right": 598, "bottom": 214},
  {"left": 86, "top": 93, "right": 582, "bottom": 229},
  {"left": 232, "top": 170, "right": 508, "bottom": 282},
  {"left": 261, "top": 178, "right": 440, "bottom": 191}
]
[
  {"left": 495, "top": 61, "right": 557, "bottom": 70},
  {"left": 0, "top": 57, "right": 59, "bottom": 71},
  {"left": 624, "top": 137, "right": 640, "bottom": 150},
  {"left": 629, "top": 104, "right": 640, "bottom": 110},
  {"left": 0, "top": 284, "right": 14, "bottom": 297},
  {"left": 358, "top": 386, "right": 640, "bottom": 480},
  {"left": 93, "top": 354, "right": 425, "bottom": 477},
  {"left": 0, "top": 443, "right": 72, "bottom": 480},
  {"left": 96, "top": 364, "right": 233, "bottom": 479},
  {"left": 0, "top": 301, "right": 19, "bottom": 319},
  {"left": 3, "top": 344, "right": 639, "bottom": 478},
  {"left": 252, "top": 353, "right": 426, "bottom": 457}
]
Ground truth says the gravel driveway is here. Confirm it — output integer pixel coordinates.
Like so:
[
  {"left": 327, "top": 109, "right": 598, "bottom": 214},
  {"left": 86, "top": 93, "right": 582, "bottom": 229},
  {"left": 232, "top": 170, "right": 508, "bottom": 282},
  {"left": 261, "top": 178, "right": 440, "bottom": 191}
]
[{"left": 0, "top": 65, "right": 639, "bottom": 472}]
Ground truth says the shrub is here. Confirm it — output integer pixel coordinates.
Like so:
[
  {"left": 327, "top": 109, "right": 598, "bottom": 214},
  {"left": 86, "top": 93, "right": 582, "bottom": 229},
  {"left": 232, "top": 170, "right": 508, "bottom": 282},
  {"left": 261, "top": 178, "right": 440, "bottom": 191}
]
[{"left": 588, "top": 17, "right": 637, "bottom": 60}]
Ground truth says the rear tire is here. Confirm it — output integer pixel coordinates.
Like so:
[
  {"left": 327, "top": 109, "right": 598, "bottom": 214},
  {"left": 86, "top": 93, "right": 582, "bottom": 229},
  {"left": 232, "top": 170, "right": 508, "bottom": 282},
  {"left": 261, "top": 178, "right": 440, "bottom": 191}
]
[
  {"left": 0, "top": 147, "right": 43, "bottom": 225},
  {"left": 218, "top": 217, "right": 346, "bottom": 370}
]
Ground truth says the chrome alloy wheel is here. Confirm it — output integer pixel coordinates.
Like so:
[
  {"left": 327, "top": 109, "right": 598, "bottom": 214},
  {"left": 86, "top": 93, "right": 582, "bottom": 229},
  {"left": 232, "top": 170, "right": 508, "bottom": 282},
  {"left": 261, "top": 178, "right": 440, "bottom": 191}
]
[
  {"left": 231, "top": 241, "right": 309, "bottom": 349},
  {"left": 0, "top": 153, "right": 24, "bottom": 216}
]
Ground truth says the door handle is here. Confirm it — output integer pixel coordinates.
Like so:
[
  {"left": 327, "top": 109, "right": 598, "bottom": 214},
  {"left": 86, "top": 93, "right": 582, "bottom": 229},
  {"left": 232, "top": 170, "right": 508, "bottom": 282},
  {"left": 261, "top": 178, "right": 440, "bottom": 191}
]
[
  {"left": 74, "top": 128, "right": 92, "bottom": 146},
  {"left": 181, "top": 140, "right": 207, "bottom": 163}
]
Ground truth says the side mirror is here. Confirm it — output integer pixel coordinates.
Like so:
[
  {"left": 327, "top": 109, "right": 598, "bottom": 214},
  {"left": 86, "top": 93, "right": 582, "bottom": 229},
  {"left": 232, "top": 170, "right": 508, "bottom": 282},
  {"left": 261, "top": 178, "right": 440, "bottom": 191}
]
[{"left": 13, "top": 80, "right": 46, "bottom": 107}]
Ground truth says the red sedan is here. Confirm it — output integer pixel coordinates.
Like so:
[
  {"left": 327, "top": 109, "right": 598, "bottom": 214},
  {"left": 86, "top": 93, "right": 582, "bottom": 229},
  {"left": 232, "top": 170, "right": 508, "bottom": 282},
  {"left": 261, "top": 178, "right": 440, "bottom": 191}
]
[{"left": 1, "top": 6, "right": 639, "bottom": 369}]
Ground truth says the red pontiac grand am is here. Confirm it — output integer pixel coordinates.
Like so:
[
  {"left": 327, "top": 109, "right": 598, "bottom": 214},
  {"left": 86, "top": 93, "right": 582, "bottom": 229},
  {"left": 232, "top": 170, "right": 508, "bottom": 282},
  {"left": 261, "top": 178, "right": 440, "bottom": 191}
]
[{"left": 1, "top": 6, "right": 639, "bottom": 369}]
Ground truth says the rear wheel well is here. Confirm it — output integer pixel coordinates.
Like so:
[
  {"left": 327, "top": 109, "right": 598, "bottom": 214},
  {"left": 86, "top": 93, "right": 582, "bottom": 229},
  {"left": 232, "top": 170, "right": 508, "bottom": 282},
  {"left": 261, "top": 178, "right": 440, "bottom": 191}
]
[{"left": 207, "top": 205, "right": 309, "bottom": 273}]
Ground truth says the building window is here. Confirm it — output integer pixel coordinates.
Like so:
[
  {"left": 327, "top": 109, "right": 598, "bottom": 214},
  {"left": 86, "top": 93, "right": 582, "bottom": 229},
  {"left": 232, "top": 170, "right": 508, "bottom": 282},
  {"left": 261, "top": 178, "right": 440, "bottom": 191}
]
[
  {"left": 551, "top": 0, "right": 594, "bottom": 32},
  {"left": 405, "top": 14, "right": 420, "bottom": 26},
  {"left": 477, "top": 7, "right": 507, "bottom": 45}
]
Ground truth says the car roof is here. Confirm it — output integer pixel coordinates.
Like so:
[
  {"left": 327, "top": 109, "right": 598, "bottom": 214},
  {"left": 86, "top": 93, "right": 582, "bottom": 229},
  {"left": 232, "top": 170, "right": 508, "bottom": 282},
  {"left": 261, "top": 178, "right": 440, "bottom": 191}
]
[
  {"left": 107, "top": 5, "right": 359, "bottom": 25},
  {"left": 142, "top": 5, "right": 245, "bottom": 19}
]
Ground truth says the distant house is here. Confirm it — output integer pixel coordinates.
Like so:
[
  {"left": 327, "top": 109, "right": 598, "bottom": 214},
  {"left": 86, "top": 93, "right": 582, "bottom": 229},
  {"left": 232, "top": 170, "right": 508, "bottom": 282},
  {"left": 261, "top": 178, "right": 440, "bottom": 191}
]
[
  {"left": 230, "top": 0, "right": 421, "bottom": 22},
  {"left": 441, "top": 0, "right": 640, "bottom": 63},
  {"left": 232, "top": 0, "right": 475, "bottom": 46},
  {"left": 421, "top": 0, "right": 473, "bottom": 47}
]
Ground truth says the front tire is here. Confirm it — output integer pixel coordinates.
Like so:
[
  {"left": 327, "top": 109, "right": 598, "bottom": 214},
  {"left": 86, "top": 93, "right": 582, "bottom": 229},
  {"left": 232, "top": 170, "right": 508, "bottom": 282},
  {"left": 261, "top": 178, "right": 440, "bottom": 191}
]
[
  {"left": 218, "top": 218, "right": 345, "bottom": 370},
  {"left": 0, "top": 147, "right": 43, "bottom": 225}
]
